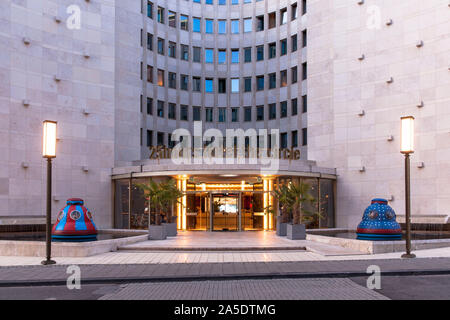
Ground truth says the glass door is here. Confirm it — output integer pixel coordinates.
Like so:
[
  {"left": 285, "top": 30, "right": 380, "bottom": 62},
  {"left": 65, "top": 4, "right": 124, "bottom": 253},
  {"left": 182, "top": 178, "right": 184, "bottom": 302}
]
[
  {"left": 186, "top": 192, "right": 210, "bottom": 231},
  {"left": 212, "top": 193, "right": 239, "bottom": 231}
]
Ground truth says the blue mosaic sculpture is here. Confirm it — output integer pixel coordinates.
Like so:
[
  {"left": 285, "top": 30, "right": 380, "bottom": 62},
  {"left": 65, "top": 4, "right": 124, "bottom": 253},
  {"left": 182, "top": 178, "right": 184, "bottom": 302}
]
[{"left": 356, "top": 198, "right": 402, "bottom": 240}]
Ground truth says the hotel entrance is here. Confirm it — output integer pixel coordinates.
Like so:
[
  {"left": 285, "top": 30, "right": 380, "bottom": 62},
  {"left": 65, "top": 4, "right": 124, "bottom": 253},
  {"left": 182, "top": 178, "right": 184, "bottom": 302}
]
[{"left": 185, "top": 190, "right": 267, "bottom": 232}]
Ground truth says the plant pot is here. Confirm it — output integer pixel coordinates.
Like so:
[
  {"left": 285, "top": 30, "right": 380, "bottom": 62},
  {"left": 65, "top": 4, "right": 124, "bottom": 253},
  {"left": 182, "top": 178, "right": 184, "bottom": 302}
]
[
  {"left": 149, "top": 224, "right": 167, "bottom": 240},
  {"left": 276, "top": 221, "right": 287, "bottom": 236},
  {"left": 286, "top": 223, "right": 306, "bottom": 240},
  {"left": 163, "top": 222, "right": 177, "bottom": 237}
]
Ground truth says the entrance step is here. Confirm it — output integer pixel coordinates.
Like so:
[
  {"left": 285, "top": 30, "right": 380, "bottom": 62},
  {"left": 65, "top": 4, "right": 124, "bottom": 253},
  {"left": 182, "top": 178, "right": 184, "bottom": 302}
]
[{"left": 117, "top": 246, "right": 307, "bottom": 252}]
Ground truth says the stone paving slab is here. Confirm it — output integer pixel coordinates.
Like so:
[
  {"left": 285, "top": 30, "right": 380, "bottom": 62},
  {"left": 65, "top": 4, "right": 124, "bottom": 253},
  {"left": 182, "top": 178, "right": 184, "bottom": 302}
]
[
  {"left": 0, "top": 258, "right": 449, "bottom": 286},
  {"left": 99, "top": 278, "right": 389, "bottom": 300}
]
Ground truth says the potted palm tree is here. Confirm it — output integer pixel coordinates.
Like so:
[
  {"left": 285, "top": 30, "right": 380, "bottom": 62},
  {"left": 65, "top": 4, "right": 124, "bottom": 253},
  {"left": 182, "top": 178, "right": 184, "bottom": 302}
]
[
  {"left": 286, "top": 181, "right": 316, "bottom": 240},
  {"left": 272, "top": 184, "right": 292, "bottom": 236},
  {"left": 137, "top": 179, "right": 184, "bottom": 240}
]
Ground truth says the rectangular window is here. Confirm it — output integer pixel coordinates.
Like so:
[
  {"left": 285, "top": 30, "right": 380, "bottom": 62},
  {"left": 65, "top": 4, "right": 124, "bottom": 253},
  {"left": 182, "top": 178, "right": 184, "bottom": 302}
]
[
  {"left": 168, "top": 103, "right": 176, "bottom": 119},
  {"left": 231, "top": 78, "right": 239, "bottom": 93},
  {"left": 231, "top": 49, "right": 239, "bottom": 63},
  {"left": 157, "top": 132, "right": 164, "bottom": 146},
  {"left": 269, "top": 73, "right": 276, "bottom": 89},
  {"left": 292, "top": 98, "right": 298, "bottom": 116},
  {"left": 280, "top": 39, "right": 287, "bottom": 56},
  {"left": 193, "top": 106, "right": 201, "bottom": 121},
  {"left": 219, "top": 0, "right": 227, "bottom": 5},
  {"left": 231, "top": 108, "right": 239, "bottom": 122},
  {"left": 180, "top": 15, "right": 189, "bottom": 30},
  {"left": 168, "top": 11, "right": 176, "bottom": 27},
  {"left": 292, "top": 66, "right": 298, "bottom": 84},
  {"left": 292, "top": 130, "right": 298, "bottom": 147},
  {"left": 268, "top": 12, "right": 276, "bottom": 29},
  {"left": 256, "top": 105, "right": 264, "bottom": 121},
  {"left": 147, "top": 65, "right": 153, "bottom": 83},
  {"left": 180, "top": 74, "right": 188, "bottom": 90},
  {"left": 269, "top": 42, "right": 276, "bottom": 59},
  {"left": 292, "top": 3, "right": 298, "bottom": 20},
  {"left": 206, "top": 0, "right": 213, "bottom": 4},
  {"left": 168, "top": 72, "right": 176, "bottom": 89},
  {"left": 244, "top": 47, "right": 252, "bottom": 63},
  {"left": 147, "top": 97, "right": 153, "bottom": 115},
  {"left": 147, "top": 1, "right": 153, "bottom": 19},
  {"left": 256, "top": 75, "right": 264, "bottom": 91},
  {"left": 256, "top": 15, "right": 264, "bottom": 31},
  {"left": 157, "top": 38, "right": 164, "bottom": 55},
  {"left": 218, "top": 108, "right": 226, "bottom": 122},
  {"left": 205, "top": 48, "right": 214, "bottom": 63},
  {"left": 232, "top": 0, "right": 239, "bottom": 4},
  {"left": 181, "top": 44, "right": 189, "bottom": 61},
  {"left": 157, "top": 7, "right": 164, "bottom": 23},
  {"left": 193, "top": 17, "right": 201, "bottom": 32},
  {"left": 269, "top": 103, "right": 276, "bottom": 119},
  {"left": 218, "top": 78, "right": 227, "bottom": 93},
  {"left": 280, "top": 8, "right": 287, "bottom": 25},
  {"left": 302, "top": 62, "right": 307, "bottom": 80},
  {"left": 218, "top": 49, "right": 227, "bottom": 64},
  {"left": 256, "top": 45, "right": 264, "bottom": 61},
  {"left": 280, "top": 101, "right": 287, "bottom": 118},
  {"left": 205, "top": 108, "right": 213, "bottom": 122},
  {"left": 302, "top": 0, "right": 307, "bottom": 15},
  {"left": 231, "top": 20, "right": 239, "bottom": 34},
  {"left": 244, "top": 77, "right": 252, "bottom": 92},
  {"left": 180, "top": 105, "right": 188, "bottom": 121},
  {"left": 292, "top": 34, "right": 298, "bottom": 52},
  {"left": 157, "top": 101, "right": 164, "bottom": 117},
  {"left": 147, "top": 33, "right": 153, "bottom": 51},
  {"left": 280, "top": 70, "right": 287, "bottom": 87},
  {"left": 302, "top": 128, "right": 307, "bottom": 146},
  {"left": 244, "top": 107, "right": 252, "bottom": 122},
  {"left": 218, "top": 20, "right": 227, "bottom": 34},
  {"left": 302, "top": 95, "right": 307, "bottom": 113},
  {"left": 302, "top": 29, "right": 307, "bottom": 48},
  {"left": 205, "top": 19, "right": 214, "bottom": 34},
  {"left": 281, "top": 133, "right": 288, "bottom": 149},
  {"left": 205, "top": 78, "right": 213, "bottom": 93},
  {"left": 244, "top": 18, "right": 252, "bottom": 33},
  {"left": 193, "top": 77, "right": 201, "bottom": 92},
  {"left": 168, "top": 41, "right": 176, "bottom": 58},
  {"left": 193, "top": 47, "right": 201, "bottom": 62}
]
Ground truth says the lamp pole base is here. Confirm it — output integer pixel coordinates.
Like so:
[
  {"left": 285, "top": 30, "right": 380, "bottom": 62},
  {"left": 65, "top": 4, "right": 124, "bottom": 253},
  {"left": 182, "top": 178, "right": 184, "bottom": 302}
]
[
  {"left": 41, "top": 259, "right": 56, "bottom": 265},
  {"left": 401, "top": 253, "right": 416, "bottom": 259}
]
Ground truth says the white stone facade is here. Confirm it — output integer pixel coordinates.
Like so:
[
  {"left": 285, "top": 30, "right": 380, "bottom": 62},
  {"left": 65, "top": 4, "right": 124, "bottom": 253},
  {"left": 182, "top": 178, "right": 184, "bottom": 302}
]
[{"left": 307, "top": 0, "right": 450, "bottom": 228}]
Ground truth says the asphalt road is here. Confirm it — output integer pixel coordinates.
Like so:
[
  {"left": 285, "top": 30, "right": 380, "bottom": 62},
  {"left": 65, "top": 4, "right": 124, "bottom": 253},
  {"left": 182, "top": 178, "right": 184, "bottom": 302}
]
[{"left": 0, "top": 275, "right": 449, "bottom": 300}]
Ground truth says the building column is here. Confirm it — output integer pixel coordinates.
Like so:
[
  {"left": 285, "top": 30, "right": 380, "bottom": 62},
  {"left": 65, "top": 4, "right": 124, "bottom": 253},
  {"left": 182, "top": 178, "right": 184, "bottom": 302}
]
[
  {"left": 177, "top": 175, "right": 188, "bottom": 230},
  {"left": 263, "top": 176, "right": 275, "bottom": 231}
]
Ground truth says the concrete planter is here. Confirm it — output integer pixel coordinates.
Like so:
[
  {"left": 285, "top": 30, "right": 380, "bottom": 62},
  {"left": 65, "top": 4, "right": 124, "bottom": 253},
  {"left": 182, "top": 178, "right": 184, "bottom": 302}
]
[
  {"left": 287, "top": 223, "right": 306, "bottom": 240},
  {"left": 163, "top": 222, "right": 177, "bottom": 237},
  {"left": 148, "top": 224, "right": 167, "bottom": 240},
  {"left": 276, "top": 221, "right": 287, "bottom": 236}
]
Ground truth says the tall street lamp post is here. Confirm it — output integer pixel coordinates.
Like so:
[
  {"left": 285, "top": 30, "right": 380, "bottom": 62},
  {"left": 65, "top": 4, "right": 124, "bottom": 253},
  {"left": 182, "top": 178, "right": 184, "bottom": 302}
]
[
  {"left": 42, "top": 120, "right": 57, "bottom": 265},
  {"left": 400, "top": 116, "right": 416, "bottom": 259}
]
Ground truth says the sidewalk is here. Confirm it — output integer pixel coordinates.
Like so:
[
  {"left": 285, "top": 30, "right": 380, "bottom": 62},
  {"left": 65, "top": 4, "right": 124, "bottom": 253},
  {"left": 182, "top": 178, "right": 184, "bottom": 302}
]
[{"left": 0, "top": 257, "right": 449, "bottom": 286}]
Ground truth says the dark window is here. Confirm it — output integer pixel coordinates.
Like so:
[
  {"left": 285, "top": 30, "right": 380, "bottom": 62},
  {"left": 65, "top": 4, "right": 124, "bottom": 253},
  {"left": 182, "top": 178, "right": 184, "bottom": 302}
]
[
  {"left": 157, "top": 101, "right": 164, "bottom": 117},
  {"left": 302, "top": 95, "right": 307, "bottom": 113},
  {"left": 302, "top": 29, "right": 307, "bottom": 47},
  {"left": 269, "top": 42, "right": 276, "bottom": 59},
  {"left": 280, "top": 39, "right": 287, "bottom": 56},
  {"left": 147, "top": 65, "right": 153, "bottom": 83},
  {"left": 157, "top": 38, "right": 164, "bottom": 54},
  {"left": 157, "top": 132, "right": 164, "bottom": 146},
  {"left": 280, "top": 101, "right": 287, "bottom": 118},
  {"left": 302, "top": 62, "right": 307, "bottom": 80},
  {"left": 292, "top": 66, "right": 298, "bottom": 84},
  {"left": 269, "top": 73, "right": 276, "bottom": 89},
  {"left": 147, "top": 33, "right": 153, "bottom": 50},
  {"left": 281, "top": 133, "right": 288, "bottom": 149},
  {"left": 157, "top": 7, "right": 164, "bottom": 23},
  {"left": 180, "top": 105, "right": 188, "bottom": 121},
  {"left": 292, "top": 131, "right": 298, "bottom": 147},
  {"left": 256, "top": 75, "right": 264, "bottom": 91},
  {"left": 292, "top": 98, "right": 298, "bottom": 116},
  {"left": 244, "top": 47, "right": 252, "bottom": 63},
  {"left": 291, "top": 34, "right": 297, "bottom": 52},
  {"left": 218, "top": 78, "right": 227, "bottom": 93},
  {"left": 256, "top": 15, "right": 264, "bottom": 31},
  {"left": 256, "top": 105, "right": 264, "bottom": 121},
  {"left": 180, "top": 74, "right": 188, "bottom": 90},
  {"left": 205, "top": 108, "right": 213, "bottom": 122},
  {"left": 147, "top": 1, "right": 153, "bottom": 19},
  {"left": 256, "top": 45, "right": 264, "bottom": 61},
  {"left": 231, "top": 108, "right": 239, "bottom": 122},
  {"left": 193, "top": 106, "right": 201, "bottom": 121},
  {"left": 269, "top": 103, "right": 276, "bottom": 119},
  {"left": 268, "top": 12, "right": 276, "bottom": 29},
  {"left": 193, "top": 77, "right": 201, "bottom": 92},
  {"left": 302, "top": 128, "right": 307, "bottom": 146},
  {"left": 280, "top": 70, "right": 287, "bottom": 87},
  {"left": 292, "top": 3, "right": 298, "bottom": 20},
  {"left": 244, "top": 107, "right": 252, "bottom": 122},
  {"left": 168, "top": 72, "right": 176, "bottom": 89},
  {"left": 147, "top": 97, "right": 153, "bottom": 115},
  {"left": 168, "top": 103, "right": 176, "bottom": 119},
  {"left": 168, "top": 11, "right": 176, "bottom": 27},
  {"left": 168, "top": 42, "right": 176, "bottom": 58},
  {"left": 181, "top": 45, "right": 189, "bottom": 61},
  {"left": 244, "top": 77, "right": 252, "bottom": 92},
  {"left": 193, "top": 47, "right": 201, "bottom": 62}
]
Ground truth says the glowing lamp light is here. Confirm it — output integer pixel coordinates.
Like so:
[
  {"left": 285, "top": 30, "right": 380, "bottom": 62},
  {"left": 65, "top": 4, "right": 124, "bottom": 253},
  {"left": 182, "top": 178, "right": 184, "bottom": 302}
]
[
  {"left": 43, "top": 120, "right": 57, "bottom": 158},
  {"left": 400, "top": 116, "right": 414, "bottom": 154}
]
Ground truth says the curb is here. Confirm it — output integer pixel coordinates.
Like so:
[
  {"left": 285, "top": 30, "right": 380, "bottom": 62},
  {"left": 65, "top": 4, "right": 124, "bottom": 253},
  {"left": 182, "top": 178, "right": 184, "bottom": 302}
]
[{"left": 1, "top": 269, "right": 450, "bottom": 287}]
